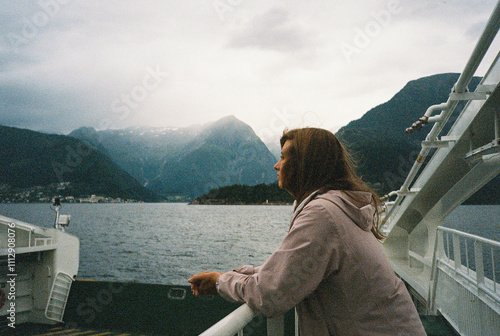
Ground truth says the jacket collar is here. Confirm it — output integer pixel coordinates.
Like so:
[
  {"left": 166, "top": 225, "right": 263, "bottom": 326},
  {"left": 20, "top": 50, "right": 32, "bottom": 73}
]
[{"left": 289, "top": 189, "right": 321, "bottom": 229}]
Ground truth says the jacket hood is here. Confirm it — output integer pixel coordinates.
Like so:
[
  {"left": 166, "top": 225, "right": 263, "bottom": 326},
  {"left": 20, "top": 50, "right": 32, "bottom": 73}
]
[{"left": 316, "top": 190, "right": 375, "bottom": 231}]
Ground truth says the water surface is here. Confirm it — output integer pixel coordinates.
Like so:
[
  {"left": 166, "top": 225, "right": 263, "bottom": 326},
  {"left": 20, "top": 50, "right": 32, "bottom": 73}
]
[{"left": 1, "top": 203, "right": 498, "bottom": 285}]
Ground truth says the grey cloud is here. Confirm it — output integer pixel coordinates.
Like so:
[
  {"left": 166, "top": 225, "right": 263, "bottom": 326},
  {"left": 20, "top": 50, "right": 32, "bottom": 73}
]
[
  {"left": 465, "top": 20, "right": 490, "bottom": 40},
  {"left": 227, "top": 7, "right": 317, "bottom": 53},
  {"left": 0, "top": 0, "right": 495, "bottom": 136},
  {"left": 0, "top": 79, "right": 112, "bottom": 134}
]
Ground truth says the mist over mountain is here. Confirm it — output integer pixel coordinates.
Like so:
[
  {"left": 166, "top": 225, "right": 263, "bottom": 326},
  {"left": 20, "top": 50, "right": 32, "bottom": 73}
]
[
  {"left": 70, "top": 116, "right": 278, "bottom": 199},
  {"left": 1, "top": 73, "right": 497, "bottom": 204}
]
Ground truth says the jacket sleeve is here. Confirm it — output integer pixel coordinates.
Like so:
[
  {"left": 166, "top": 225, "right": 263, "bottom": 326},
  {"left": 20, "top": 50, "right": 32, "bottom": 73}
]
[
  {"left": 217, "top": 202, "right": 342, "bottom": 317},
  {"left": 232, "top": 265, "right": 260, "bottom": 274}
]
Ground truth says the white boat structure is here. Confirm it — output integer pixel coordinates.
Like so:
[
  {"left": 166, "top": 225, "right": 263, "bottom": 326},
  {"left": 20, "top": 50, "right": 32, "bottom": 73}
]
[
  {"left": 0, "top": 200, "right": 79, "bottom": 327},
  {"left": 199, "top": 1, "right": 500, "bottom": 335}
]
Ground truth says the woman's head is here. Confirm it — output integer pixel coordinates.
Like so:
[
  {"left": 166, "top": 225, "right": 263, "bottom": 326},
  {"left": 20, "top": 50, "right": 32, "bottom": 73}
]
[
  {"left": 276, "top": 128, "right": 359, "bottom": 200},
  {"left": 275, "top": 127, "right": 384, "bottom": 239}
]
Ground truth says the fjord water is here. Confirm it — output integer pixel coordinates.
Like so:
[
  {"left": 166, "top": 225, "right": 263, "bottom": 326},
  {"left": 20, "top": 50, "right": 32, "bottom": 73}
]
[
  {"left": 0, "top": 203, "right": 498, "bottom": 285},
  {"left": 0, "top": 203, "right": 291, "bottom": 285}
]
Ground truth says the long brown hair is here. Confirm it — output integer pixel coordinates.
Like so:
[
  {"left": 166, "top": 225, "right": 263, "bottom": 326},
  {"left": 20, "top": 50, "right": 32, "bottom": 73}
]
[{"left": 280, "top": 128, "right": 384, "bottom": 240}]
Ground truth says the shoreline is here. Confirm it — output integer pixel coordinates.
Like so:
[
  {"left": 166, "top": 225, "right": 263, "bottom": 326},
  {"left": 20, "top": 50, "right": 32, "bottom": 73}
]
[{"left": 188, "top": 200, "right": 293, "bottom": 206}]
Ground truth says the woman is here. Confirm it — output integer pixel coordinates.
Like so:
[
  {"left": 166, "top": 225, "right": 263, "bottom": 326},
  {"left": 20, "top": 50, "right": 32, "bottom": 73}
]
[{"left": 189, "top": 128, "right": 426, "bottom": 336}]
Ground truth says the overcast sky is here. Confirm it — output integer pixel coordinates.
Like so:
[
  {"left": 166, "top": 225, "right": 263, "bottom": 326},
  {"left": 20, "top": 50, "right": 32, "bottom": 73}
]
[{"left": 1, "top": 0, "right": 499, "bottom": 143}]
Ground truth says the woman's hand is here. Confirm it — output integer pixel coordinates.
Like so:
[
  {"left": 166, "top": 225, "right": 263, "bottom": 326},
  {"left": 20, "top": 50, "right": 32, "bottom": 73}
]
[{"left": 188, "top": 271, "right": 224, "bottom": 296}]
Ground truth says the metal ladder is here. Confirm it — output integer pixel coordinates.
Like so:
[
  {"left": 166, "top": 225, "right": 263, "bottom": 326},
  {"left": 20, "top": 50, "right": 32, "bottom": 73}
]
[{"left": 45, "top": 272, "right": 74, "bottom": 322}]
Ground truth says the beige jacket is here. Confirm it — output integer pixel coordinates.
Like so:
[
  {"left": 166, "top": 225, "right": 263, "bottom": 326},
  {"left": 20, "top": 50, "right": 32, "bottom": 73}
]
[{"left": 217, "top": 190, "right": 426, "bottom": 335}]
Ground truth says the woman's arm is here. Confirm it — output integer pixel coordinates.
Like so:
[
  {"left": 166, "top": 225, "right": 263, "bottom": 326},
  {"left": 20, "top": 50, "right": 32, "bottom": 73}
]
[{"left": 217, "top": 203, "right": 342, "bottom": 317}]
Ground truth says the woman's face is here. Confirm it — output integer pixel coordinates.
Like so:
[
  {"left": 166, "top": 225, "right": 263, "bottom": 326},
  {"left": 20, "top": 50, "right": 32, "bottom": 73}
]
[{"left": 274, "top": 140, "right": 293, "bottom": 190}]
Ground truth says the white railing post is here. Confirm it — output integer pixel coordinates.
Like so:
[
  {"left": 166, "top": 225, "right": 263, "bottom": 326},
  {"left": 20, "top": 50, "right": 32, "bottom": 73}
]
[
  {"left": 474, "top": 241, "right": 485, "bottom": 287},
  {"left": 295, "top": 309, "right": 299, "bottom": 336},
  {"left": 452, "top": 234, "right": 462, "bottom": 271},
  {"left": 428, "top": 228, "right": 443, "bottom": 314},
  {"left": 492, "top": 246, "right": 497, "bottom": 292},
  {"left": 431, "top": 226, "right": 500, "bottom": 335}
]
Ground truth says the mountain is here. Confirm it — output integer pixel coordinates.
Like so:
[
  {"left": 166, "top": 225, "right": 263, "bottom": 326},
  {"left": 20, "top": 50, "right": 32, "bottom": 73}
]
[
  {"left": 0, "top": 126, "right": 162, "bottom": 202},
  {"left": 338, "top": 73, "right": 480, "bottom": 142},
  {"left": 69, "top": 116, "right": 278, "bottom": 199},
  {"left": 4, "top": 74, "right": 496, "bottom": 204},
  {"left": 336, "top": 73, "right": 499, "bottom": 204}
]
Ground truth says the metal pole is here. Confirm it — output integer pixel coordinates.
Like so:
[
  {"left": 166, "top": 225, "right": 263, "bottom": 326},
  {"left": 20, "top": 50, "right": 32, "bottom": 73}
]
[
  {"left": 54, "top": 205, "right": 60, "bottom": 229},
  {"left": 455, "top": 0, "right": 500, "bottom": 93},
  {"left": 495, "top": 110, "right": 499, "bottom": 143}
]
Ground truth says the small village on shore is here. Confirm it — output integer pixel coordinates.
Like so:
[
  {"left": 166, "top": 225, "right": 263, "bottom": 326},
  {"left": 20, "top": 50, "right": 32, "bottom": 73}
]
[{"left": 0, "top": 182, "right": 142, "bottom": 204}]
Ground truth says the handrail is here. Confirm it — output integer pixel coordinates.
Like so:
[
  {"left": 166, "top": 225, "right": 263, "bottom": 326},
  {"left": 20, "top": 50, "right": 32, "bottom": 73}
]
[
  {"left": 199, "top": 304, "right": 256, "bottom": 336},
  {"left": 436, "top": 226, "right": 500, "bottom": 248},
  {"left": 0, "top": 216, "right": 37, "bottom": 233},
  {"left": 429, "top": 226, "right": 500, "bottom": 314},
  {"left": 455, "top": 0, "right": 500, "bottom": 93},
  {"left": 381, "top": 0, "right": 500, "bottom": 233}
]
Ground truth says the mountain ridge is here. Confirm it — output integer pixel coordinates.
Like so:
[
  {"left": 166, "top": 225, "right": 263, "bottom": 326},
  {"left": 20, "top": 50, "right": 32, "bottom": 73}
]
[
  {"left": 192, "top": 73, "right": 498, "bottom": 205},
  {"left": 0, "top": 125, "right": 162, "bottom": 202},
  {"left": 336, "top": 72, "right": 498, "bottom": 204},
  {"left": 1, "top": 73, "right": 498, "bottom": 204},
  {"left": 69, "top": 115, "right": 278, "bottom": 199}
]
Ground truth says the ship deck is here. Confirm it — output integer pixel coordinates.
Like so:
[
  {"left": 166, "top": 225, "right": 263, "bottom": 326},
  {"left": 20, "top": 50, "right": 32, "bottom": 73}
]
[
  {"left": 2, "top": 280, "right": 459, "bottom": 336},
  {"left": 3, "top": 323, "right": 148, "bottom": 336},
  {"left": 1, "top": 316, "right": 460, "bottom": 336}
]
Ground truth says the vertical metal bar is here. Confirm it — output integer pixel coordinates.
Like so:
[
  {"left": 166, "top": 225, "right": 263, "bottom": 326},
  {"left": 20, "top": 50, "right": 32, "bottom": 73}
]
[
  {"left": 429, "top": 228, "right": 443, "bottom": 314},
  {"left": 408, "top": 238, "right": 412, "bottom": 267},
  {"left": 475, "top": 241, "right": 484, "bottom": 286},
  {"left": 443, "top": 232, "right": 451, "bottom": 259},
  {"left": 465, "top": 239, "right": 470, "bottom": 275},
  {"left": 237, "top": 330, "right": 244, "bottom": 336},
  {"left": 494, "top": 110, "right": 499, "bottom": 144},
  {"left": 295, "top": 309, "right": 299, "bottom": 336},
  {"left": 453, "top": 234, "right": 462, "bottom": 271},
  {"left": 469, "top": 128, "right": 474, "bottom": 151},
  {"left": 492, "top": 246, "right": 497, "bottom": 292}
]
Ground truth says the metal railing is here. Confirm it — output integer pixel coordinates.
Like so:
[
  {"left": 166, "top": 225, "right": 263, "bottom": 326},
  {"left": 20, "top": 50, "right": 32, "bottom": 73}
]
[
  {"left": 199, "top": 304, "right": 255, "bottom": 336},
  {"left": 429, "top": 226, "right": 500, "bottom": 335},
  {"left": 381, "top": 0, "right": 500, "bottom": 234},
  {"left": 1, "top": 216, "right": 57, "bottom": 250},
  {"left": 198, "top": 304, "right": 293, "bottom": 336}
]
